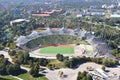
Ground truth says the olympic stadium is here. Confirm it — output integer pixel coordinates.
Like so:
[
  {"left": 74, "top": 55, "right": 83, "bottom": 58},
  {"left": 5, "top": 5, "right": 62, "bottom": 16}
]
[{"left": 15, "top": 27, "right": 112, "bottom": 58}]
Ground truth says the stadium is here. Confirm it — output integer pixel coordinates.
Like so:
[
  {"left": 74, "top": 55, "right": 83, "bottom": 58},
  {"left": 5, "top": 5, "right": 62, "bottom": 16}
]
[{"left": 15, "top": 27, "right": 111, "bottom": 58}]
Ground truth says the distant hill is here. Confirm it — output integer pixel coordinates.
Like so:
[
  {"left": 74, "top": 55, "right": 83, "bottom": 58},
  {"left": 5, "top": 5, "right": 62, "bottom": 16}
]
[
  {"left": 62, "top": 0, "right": 119, "bottom": 3},
  {"left": 0, "top": 4, "right": 5, "bottom": 11},
  {"left": 0, "top": 0, "right": 119, "bottom": 4},
  {"left": 0, "top": 0, "right": 119, "bottom": 10}
]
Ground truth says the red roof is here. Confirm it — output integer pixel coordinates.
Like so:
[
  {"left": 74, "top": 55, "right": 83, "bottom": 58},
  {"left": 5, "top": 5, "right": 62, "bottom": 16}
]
[{"left": 32, "top": 14, "right": 50, "bottom": 17}]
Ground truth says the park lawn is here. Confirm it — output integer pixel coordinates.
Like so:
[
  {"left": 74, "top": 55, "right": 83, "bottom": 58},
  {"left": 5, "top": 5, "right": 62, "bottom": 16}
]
[
  {"left": 17, "top": 72, "right": 48, "bottom": 80},
  {"left": 48, "top": 59, "right": 65, "bottom": 68},
  {"left": 40, "top": 46, "right": 74, "bottom": 54},
  {"left": 0, "top": 75, "right": 18, "bottom": 80}
]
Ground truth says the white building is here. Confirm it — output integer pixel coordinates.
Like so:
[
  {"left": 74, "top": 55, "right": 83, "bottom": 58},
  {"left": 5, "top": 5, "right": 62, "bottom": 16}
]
[{"left": 10, "top": 19, "right": 30, "bottom": 26}]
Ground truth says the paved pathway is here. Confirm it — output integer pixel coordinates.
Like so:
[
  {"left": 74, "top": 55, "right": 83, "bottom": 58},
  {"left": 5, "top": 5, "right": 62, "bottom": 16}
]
[
  {"left": 9, "top": 75, "right": 23, "bottom": 80},
  {"left": 0, "top": 51, "right": 13, "bottom": 63}
]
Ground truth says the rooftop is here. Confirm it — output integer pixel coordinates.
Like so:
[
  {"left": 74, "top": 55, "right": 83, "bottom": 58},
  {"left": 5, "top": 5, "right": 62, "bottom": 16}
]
[{"left": 110, "top": 14, "right": 120, "bottom": 18}]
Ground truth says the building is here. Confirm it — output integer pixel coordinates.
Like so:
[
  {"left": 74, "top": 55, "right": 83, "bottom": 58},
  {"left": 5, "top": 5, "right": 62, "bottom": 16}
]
[
  {"left": 10, "top": 19, "right": 30, "bottom": 26},
  {"left": 32, "top": 9, "right": 62, "bottom": 17}
]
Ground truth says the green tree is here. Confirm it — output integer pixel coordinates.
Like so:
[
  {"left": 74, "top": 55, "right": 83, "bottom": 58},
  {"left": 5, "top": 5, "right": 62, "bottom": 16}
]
[
  {"left": 13, "top": 63, "right": 21, "bottom": 75},
  {"left": 87, "top": 74, "right": 92, "bottom": 80},
  {"left": 9, "top": 43, "right": 16, "bottom": 50},
  {"left": 56, "top": 54, "right": 64, "bottom": 61},
  {"left": 23, "top": 52, "right": 30, "bottom": 64},
  {"left": 6, "top": 63, "right": 21, "bottom": 75},
  {"left": 0, "top": 45, "right": 4, "bottom": 50},
  {"left": 63, "top": 59, "right": 70, "bottom": 67},
  {"left": 29, "top": 63, "right": 39, "bottom": 77},
  {"left": 8, "top": 50, "right": 16, "bottom": 56},
  {"left": 102, "top": 66, "right": 106, "bottom": 71},
  {"left": 6, "top": 64, "right": 13, "bottom": 75},
  {"left": 0, "top": 56, "right": 8, "bottom": 75},
  {"left": 47, "top": 64, "right": 53, "bottom": 70},
  {"left": 102, "top": 58, "right": 108, "bottom": 66},
  {"left": 81, "top": 71, "right": 87, "bottom": 77},
  {"left": 69, "top": 59, "right": 74, "bottom": 68},
  {"left": 38, "top": 58, "right": 49, "bottom": 66},
  {"left": 77, "top": 71, "right": 82, "bottom": 80},
  {"left": 82, "top": 76, "right": 87, "bottom": 80},
  {"left": 29, "top": 60, "right": 33, "bottom": 68}
]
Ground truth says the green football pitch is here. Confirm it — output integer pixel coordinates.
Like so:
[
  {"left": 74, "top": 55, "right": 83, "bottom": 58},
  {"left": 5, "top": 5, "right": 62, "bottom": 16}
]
[{"left": 40, "top": 46, "right": 74, "bottom": 54}]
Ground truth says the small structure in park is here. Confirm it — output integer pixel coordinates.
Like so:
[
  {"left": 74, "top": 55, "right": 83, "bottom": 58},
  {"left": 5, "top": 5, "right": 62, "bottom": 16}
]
[
  {"left": 32, "top": 9, "right": 62, "bottom": 17},
  {"left": 10, "top": 19, "right": 30, "bottom": 26}
]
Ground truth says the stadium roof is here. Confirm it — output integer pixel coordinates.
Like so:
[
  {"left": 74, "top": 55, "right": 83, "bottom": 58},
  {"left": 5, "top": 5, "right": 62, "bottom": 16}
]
[
  {"left": 15, "top": 27, "right": 110, "bottom": 57},
  {"left": 95, "top": 68, "right": 109, "bottom": 78}
]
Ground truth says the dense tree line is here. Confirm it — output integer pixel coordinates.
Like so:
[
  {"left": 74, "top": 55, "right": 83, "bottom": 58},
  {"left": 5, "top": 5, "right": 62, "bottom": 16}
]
[
  {"left": 112, "top": 49, "right": 120, "bottom": 58},
  {"left": 70, "top": 57, "right": 118, "bottom": 68},
  {"left": 11, "top": 50, "right": 49, "bottom": 67},
  {"left": 9, "top": 50, "right": 49, "bottom": 77},
  {"left": 0, "top": 54, "right": 21, "bottom": 75},
  {"left": 56, "top": 54, "right": 119, "bottom": 68}
]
